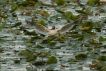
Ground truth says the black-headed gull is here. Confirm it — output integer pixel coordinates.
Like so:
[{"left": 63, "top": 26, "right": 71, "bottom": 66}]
[{"left": 26, "top": 17, "right": 83, "bottom": 36}]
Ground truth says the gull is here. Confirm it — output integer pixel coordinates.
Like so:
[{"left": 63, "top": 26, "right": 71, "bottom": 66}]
[{"left": 26, "top": 17, "right": 83, "bottom": 36}]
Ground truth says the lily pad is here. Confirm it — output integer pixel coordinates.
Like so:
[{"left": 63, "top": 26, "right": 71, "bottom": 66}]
[
  {"left": 35, "top": 10, "right": 50, "bottom": 18},
  {"left": 89, "top": 39, "right": 99, "bottom": 44},
  {"left": 27, "top": 43, "right": 32, "bottom": 47},
  {"left": 87, "top": 0, "right": 99, "bottom": 6},
  {"left": 99, "top": 36, "right": 106, "bottom": 42},
  {"left": 41, "top": 37, "right": 56, "bottom": 44},
  {"left": 33, "top": 61, "right": 46, "bottom": 66},
  {"left": 26, "top": 55, "right": 36, "bottom": 62},
  {"left": 75, "top": 54, "right": 87, "bottom": 60},
  {"left": 98, "top": 56, "right": 106, "bottom": 61},
  {"left": 14, "top": 60, "right": 20, "bottom": 64},
  {"left": 80, "top": 21, "right": 94, "bottom": 32},
  {"left": 48, "top": 41, "right": 57, "bottom": 46},
  {"left": 100, "top": 66, "right": 106, "bottom": 71},
  {"left": 24, "top": 30, "right": 36, "bottom": 36},
  {"left": 63, "top": 11, "right": 78, "bottom": 22},
  {"left": 0, "top": 22, "right": 6, "bottom": 31},
  {"left": 0, "top": 14, "right": 8, "bottom": 19},
  {"left": 10, "top": 4, "right": 17, "bottom": 13},
  {"left": 37, "top": 20, "right": 46, "bottom": 26},
  {"left": 47, "top": 56, "right": 57, "bottom": 64},
  {"left": 40, "top": 52, "right": 50, "bottom": 57},
  {"left": 87, "top": 47, "right": 93, "bottom": 51},
  {"left": 55, "top": 0, "right": 65, "bottom": 6},
  {"left": 18, "top": 1, "right": 36, "bottom": 6},
  {"left": 11, "top": 22, "right": 22, "bottom": 28},
  {"left": 0, "top": 48, "right": 3, "bottom": 53},
  {"left": 34, "top": 44, "right": 44, "bottom": 48},
  {"left": 18, "top": 49, "right": 32, "bottom": 57},
  {"left": 76, "top": 8, "right": 93, "bottom": 15},
  {"left": 0, "top": 38, "right": 6, "bottom": 43},
  {"left": 68, "top": 58, "right": 78, "bottom": 63}
]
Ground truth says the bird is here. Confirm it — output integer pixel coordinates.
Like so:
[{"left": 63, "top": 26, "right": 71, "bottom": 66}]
[{"left": 26, "top": 17, "right": 83, "bottom": 36}]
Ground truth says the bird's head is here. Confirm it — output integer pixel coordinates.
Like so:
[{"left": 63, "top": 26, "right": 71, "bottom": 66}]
[{"left": 51, "top": 26, "right": 56, "bottom": 30}]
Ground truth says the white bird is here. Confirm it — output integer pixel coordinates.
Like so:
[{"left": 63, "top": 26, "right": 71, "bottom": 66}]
[{"left": 26, "top": 17, "right": 83, "bottom": 36}]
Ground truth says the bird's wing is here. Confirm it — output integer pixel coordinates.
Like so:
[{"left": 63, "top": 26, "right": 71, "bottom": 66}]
[
  {"left": 58, "top": 17, "right": 83, "bottom": 33},
  {"left": 26, "top": 20, "right": 49, "bottom": 34}
]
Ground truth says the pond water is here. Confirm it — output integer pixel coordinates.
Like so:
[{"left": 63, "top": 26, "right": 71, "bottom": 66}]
[{"left": 0, "top": 0, "right": 106, "bottom": 71}]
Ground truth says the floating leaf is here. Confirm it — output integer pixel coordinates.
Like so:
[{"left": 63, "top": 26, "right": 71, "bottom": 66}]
[
  {"left": 37, "top": 20, "right": 46, "bottom": 26},
  {"left": 25, "top": 10, "right": 32, "bottom": 15},
  {"left": 98, "top": 56, "right": 106, "bottom": 61},
  {"left": 40, "top": 2, "right": 56, "bottom": 7},
  {"left": 48, "top": 41, "right": 57, "bottom": 46},
  {"left": 85, "top": 8, "right": 93, "bottom": 15},
  {"left": 76, "top": 10, "right": 87, "bottom": 14},
  {"left": 87, "top": 0, "right": 99, "bottom": 6},
  {"left": 71, "top": 43, "right": 78, "bottom": 49},
  {"left": 70, "top": 33, "right": 84, "bottom": 41},
  {"left": 94, "top": 27, "right": 101, "bottom": 32},
  {"left": 79, "top": 27, "right": 90, "bottom": 31},
  {"left": 10, "top": 4, "right": 17, "bottom": 13},
  {"left": 11, "top": 22, "right": 22, "bottom": 28},
  {"left": 89, "top": 39, "right": 98, "bottom": 44},
  {"left": 8, "top": 0, "right": 14, "bottom": 2},
  {"left": 14, "top": 60, "right": 20, "bottom": 64},
  {"left": 76, "top": 8, "right": 93, "bottom": 15},
  {"left": 0, "top": 22, "right": 6, "bottom": 31},
  {"left": 81, "top": 21, "right": 94, "bottom": 32},
  {"left": 0, "top": 48, "right": 3, "bottom": 53},
  {"left": 33, "top": 61, "right": 45, "bottom": 66},
  {"left": 28, "top": 36, "right": 39, "bottom": 43},
  {"left": 70, "top": 34, "right": 83, "bottom": 38},
  {"left": 0, "top": 17, "right": 2, "bottom": 22},
  {"left": 18, "top": 50, "right": 32, "bottom": 57},
  {"left": 26, "top": 55, "right": 36, "bottom": 62},
  {"left": 18, "top": 1, "right": 36, "bottom": 6},
  {"left": 0, "top": 14, "right": 8, "bottom": 19},
  {"left": 55, "top": 8, "right": 64, "bottom": 14},
  {"left": 99, "top": 36, "right": 106, "bottom": 42},
  {"left": 100, "top": 66, "right": 106, "bottom": 71},
  {"left": 24, "top": 30, "right": 36, "bottom": 36},
  {"left": 83, "top": 33, "right": 92, "bottom": 41},
  {"left": 27, "top": 43, "right": 32, "bottom": 47},
  {"left": 103, "top": 45, "right": 106, "bottom": 48},
  {"left": 47, "top": 56, "right": 57, "bottom": 64},
  {"left": 68, "top": 58, "right": 78, "bottom": 63},
  {"left": 75, "top": 54, "right": 87, "bottom": 60},
  {"left": 83, "top": 42, "right": 90, "bottom": 47},
  {"left": 55, "top": 34, "right": 66, "bottom": 43},
  {"left": 0, "top": 38, "right": 6, "bottom": 42},
  {"left": 77, "top": 35, "right": 84, "bottom": 40},
  {"left": 35, "top": 10, "right": 50, "bottom": 18},
  {"left": 41, "top": 37, "right": 56, "bottom": 44},
  {"left": 39, "top": 52, "right": 50, "bottom": 57},
  {"left": 72, "top": 0, "right": 79, "bottom": 3},
  {"left": 26, "top": 0, "right": 38, "bottom": 2},
  {"left": 55, "top": 0, "right": 65, "bottom": 6},
  {"left": 87, "top": 47, "right": 93, "bottom": 51},
  {"left": 35, "top": 44, "right": 44, "bottom": 48},
  {"left": 63, "top": 11, "right": 78, "bottom": 22}
]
